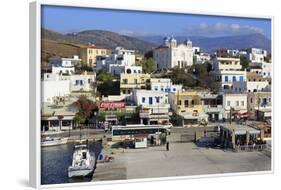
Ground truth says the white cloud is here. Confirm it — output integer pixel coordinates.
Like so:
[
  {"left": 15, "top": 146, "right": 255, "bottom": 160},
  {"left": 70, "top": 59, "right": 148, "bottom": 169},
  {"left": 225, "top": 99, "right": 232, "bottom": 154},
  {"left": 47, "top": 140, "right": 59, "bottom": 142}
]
[{"left": 184, "top": 22, "right": 264, "bottom": 37}]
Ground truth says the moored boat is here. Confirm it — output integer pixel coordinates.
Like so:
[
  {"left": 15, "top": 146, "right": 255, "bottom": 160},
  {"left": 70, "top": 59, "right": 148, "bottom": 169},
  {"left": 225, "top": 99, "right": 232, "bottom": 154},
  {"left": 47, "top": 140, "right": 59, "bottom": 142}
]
[
  {"left": 41, "top": 136, "right": 68, "bottom": 147},
  {"left": 68, "top": 142, "right": 96, "bottom": 178}
]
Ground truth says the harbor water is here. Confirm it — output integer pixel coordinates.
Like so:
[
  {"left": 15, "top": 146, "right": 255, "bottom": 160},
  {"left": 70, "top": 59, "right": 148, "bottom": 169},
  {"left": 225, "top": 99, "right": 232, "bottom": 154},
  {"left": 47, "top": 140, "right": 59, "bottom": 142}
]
[{"left": 41, "top": 142, "right": 102, "bottom": 185}]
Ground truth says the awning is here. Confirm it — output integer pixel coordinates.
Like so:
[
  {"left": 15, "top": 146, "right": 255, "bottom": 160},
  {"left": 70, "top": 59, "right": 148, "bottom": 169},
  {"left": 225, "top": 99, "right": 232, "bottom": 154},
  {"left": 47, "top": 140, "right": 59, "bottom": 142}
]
[{"left": 47, "top": 116, "right": 75, "bottom": 121}]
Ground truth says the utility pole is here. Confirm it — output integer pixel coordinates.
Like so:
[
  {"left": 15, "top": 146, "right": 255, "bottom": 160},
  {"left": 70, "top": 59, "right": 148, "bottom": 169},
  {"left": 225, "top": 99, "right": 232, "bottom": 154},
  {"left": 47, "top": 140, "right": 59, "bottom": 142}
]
[{"left": 230, "top": 106, "right": 232, "bottom": 125}]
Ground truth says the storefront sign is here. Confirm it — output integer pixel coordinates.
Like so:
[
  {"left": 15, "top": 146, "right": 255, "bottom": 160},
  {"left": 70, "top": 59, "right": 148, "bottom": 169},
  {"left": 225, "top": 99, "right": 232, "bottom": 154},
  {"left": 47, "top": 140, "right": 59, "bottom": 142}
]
[{"left": 99, "top": 101, "right": 125, "bottom": 109}]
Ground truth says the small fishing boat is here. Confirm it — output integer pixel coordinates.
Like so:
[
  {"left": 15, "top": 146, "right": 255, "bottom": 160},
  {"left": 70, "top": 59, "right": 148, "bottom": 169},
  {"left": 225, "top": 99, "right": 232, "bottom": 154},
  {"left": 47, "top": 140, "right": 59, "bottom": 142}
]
[{"left": 68, "top": 142, "right": 96, "bottom": 178}]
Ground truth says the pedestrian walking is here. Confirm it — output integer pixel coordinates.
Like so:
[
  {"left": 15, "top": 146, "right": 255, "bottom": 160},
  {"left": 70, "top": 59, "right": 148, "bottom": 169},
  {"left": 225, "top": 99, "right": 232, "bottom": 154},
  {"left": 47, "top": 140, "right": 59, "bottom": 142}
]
[{"left": 166, "top": 141, "right": 169, "bottom": 151}]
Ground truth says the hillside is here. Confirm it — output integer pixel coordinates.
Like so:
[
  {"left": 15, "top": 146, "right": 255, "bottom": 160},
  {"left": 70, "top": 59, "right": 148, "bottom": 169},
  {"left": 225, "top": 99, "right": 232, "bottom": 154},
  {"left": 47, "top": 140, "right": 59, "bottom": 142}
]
[
  {"left": 66, "top": 30, "right": 156, "bottom": 53},
  {"left": 41, "top": 28, "right": 156, "bottom": 55}
]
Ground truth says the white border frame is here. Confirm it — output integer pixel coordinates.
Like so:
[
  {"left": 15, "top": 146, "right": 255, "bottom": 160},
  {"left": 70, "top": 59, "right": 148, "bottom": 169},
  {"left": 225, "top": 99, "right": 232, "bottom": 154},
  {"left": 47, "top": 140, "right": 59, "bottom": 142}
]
[{"left": 29, "top": 0, "right": 274, "bottom": 189}]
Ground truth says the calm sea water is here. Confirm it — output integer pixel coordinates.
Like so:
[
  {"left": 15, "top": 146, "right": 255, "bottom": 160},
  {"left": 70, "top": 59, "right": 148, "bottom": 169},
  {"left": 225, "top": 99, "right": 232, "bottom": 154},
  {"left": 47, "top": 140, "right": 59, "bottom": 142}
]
[{"left": 41, "top": 142, "right": 101, "bottom": 185}]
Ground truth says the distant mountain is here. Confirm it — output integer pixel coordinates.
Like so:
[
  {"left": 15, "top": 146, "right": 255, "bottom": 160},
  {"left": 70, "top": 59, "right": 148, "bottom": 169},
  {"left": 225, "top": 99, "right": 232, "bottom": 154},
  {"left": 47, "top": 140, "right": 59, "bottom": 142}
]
[
  {"left": 65, "top": 30, "right": 156, "bottom": 53},
  {"left": 136, "top": 33, "right": 271, "bottom": 53},
  {"left": 41, "top": 28, "right": 157, "bottom": 53}
]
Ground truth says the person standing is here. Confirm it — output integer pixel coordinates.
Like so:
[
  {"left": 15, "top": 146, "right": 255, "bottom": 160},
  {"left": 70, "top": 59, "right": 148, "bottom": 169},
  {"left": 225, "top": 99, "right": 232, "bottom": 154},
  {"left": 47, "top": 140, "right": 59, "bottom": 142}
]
[{"left": 166, "top": 141, "right": 169, "bottom": 151}]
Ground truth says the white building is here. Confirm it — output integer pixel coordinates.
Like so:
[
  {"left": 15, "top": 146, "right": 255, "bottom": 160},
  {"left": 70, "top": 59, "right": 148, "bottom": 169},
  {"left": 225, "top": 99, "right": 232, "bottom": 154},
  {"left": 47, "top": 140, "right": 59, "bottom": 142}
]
[
  {"left": 227, "top": 49, "right": 240, "bottom": 57},
  {"left": 109, "top": 65, "right": 142, "bottom": 76},
  {"left": 249, "top": 62, "right": 272, "bottom": 78},
  {"left": 41, "top": 72, "right": 96, "bottom": 103},
  {"left": 192, "top": 47, "right": 200, "bottom": 54},
  {"left": 223, "top": 93, "right": 248, "bottom": 119},
  {"left": 96, "top": 47, "right": 136, "bottom": 75},
  {"left": 211, "top": 57, "right": 247, "bottom": 92},
  {"left": 247, "top": 48, "right": 267, "bottom": 63},
  {"left": 131, "top": 89, "right": 170, "bottom": 125},
  {"left": 41, "top": 73, "right": 71, "bottom": 103},
  {"left": 64, "top": 72, "right": 96, "bottom": 92},
  {"left": 49, "top": 55, "right": 81, "bottom": 75},
  {"left": 150, "top": 78, "right": 182, "bottom": 93},
  {"left": 199, "top": 93, "right": 223, "bottom": 121},
  {"left": 212, "top": 57, "right": 242, "bottom": 71},
  {"left": 232, "top": 72, "right": 271, "bottom": 93},
  {"left": 153, "top": 37, "right": 193, "bottom": 70},
  {"left": 194, "top": 53, "right": 211, "bottom": 64}
]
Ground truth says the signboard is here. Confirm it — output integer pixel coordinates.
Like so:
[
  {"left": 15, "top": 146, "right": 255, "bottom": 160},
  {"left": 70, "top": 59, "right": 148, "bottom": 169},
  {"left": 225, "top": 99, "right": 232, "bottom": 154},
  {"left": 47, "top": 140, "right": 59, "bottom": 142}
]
[{"left": 100, "top": 101, "right": 125, "bottom": 109}]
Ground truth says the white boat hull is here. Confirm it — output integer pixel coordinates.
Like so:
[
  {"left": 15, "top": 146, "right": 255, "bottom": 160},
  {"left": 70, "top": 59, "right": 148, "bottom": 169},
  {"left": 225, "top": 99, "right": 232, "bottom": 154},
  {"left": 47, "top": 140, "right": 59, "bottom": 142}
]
[
  {"left": 68, "top": 167, "right": 94, "bottom": 178},
  {"left": 41, "top": 138, "right": 68, "bottom": 147},
  {"left": 68, "top": 146, "right": 96, "bottom": 178}
]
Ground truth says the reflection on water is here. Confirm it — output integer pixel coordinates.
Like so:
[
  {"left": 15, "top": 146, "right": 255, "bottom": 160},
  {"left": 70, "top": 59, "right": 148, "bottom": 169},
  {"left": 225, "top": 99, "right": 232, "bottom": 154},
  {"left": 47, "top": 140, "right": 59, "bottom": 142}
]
[{"left": 41, "top": 142, "right": 101, "bottom": 185}]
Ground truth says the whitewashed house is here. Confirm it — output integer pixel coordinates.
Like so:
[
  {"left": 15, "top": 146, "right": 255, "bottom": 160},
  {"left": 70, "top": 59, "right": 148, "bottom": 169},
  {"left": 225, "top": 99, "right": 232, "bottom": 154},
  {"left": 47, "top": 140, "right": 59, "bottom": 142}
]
[
  {"left": 131, "top": 89, "right": 170, "bottom": 125},
  {"left": 96, "top": 47, "right": 136, "bottom": 75},
  {"left": 247, "top": 48, "right": 267, "bottom": 63},
  {"left": 249, "top": 62, "right": 272, "bottom": 78},
  {"left": 223, "top": 93, "right": 248, "bottom": 119},
  {"left": 153, "top": 37, "right": 193, "bottom": 70},
  {"left": 150, "top": 78, "right": 182, "bottom": 93},
  {"left": 41, "top": 73, "right": 70, "bottom": 103},
  {"left": 211, "top": 57, "right": 247, "bottom": 92},
  {"left": 193, "top": 53, "right": 211, "bottom": 64},
  {"left": 49, "top": 55, "right": 81, "bottom": 75}
]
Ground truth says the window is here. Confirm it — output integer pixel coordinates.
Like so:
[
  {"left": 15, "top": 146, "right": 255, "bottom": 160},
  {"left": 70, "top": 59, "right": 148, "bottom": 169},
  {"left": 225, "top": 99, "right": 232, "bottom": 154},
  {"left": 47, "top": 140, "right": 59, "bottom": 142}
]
[
  {"left": 122, "top": 79, "right": 128, "bottom": 84},
  {"left": 142, "top": 97, "right": 145, "bottom": 103},
  {"left": 173, "top": 88, "right": 176, "bottom": 91},
  {"left": 134, "top": 79, "right": 137, "bottom": 84},
  {"left": 154, "top": 87, "right": 158, "bottom": 91},
  {"left": 232, "top": 76, "right": 236, "bottom": 81},
  {"left": 250, "top": 98, "right": 253, "bottom": 103},
  {"left": 75, "top": 80, "right": 79, "bottom": 85},
  {"left": 236, "top": 101, "right": 239, "bottom": 106},
  {"left": 239, "top": 76, "right": 244, "bottom": 81},
  {"left": 156, "top": 97, "right": 160, "bottom": 103},
  {"left": 126, "top": 69, "right": 131, "bottom": 74},
  {"left": 191, "top": 100, "right": 195, "bottom": 106},
  {"left": 225, "top": 76, "right": 228, "bottom": 82},
  {"left": 241, "top": 101, "right": 244, "bottom": 106},
  {"left": 178, "top": 100, "right": 182, "bottom": 105},
  {"left": 227, "top": 101, "right": 230, "bottom": 106},
  {"left": 184, "top": 100, "right": 189, "bottom": 107},
  {"left": 149, "top": 97, "right": 153, "bottom": 105}
]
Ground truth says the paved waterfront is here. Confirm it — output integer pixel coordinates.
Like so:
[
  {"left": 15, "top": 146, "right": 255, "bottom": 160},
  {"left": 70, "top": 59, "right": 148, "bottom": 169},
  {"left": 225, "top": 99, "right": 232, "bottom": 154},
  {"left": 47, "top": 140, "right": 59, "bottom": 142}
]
[{"left": 92, "top": 142, "right": 271, "bottom": 181}]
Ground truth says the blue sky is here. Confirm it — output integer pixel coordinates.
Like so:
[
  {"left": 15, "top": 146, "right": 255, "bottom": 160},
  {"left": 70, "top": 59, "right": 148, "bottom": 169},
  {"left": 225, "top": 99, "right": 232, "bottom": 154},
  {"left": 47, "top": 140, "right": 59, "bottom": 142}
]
[{"left": 41, "top": 5, "right": 271, "bottom": 39}]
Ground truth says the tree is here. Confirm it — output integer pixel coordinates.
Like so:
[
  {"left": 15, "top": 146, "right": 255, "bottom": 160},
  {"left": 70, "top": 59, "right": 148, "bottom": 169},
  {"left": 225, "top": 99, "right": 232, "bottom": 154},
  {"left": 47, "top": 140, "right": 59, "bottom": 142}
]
[
  {"left": 240, "top": 56, "right": 249, "bottom": 70},
  {"left": 141, "top": 58, "right": 155, "bottom": 73},
  {"left": 166, "top": 64, "right": 219, "bottom": 93},
  {"left": 96, "top": 70, "right": 115, "bottom": 82},
  {"left": 144, "top": 50, "right": 153, "bottom": 59},
  {"left": 72, "top": 96, "right": 98, "bottom": 128},
  {"left": 97, "top": 81, "right": 120, "bottom": 96}
]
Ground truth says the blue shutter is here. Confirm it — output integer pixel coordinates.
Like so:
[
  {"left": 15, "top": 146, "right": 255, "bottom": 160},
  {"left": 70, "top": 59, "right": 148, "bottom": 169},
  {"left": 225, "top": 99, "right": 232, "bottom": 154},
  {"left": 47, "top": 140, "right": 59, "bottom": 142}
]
[
  {"left": 239, "top": 76, "right": 243, "bottom": 81},
  {"left": 225, "top": 76, "right": 228, "bottom": 82},
  {"left": 156, "top": 97, "right": 160, "bottom": 103},
  {"left": 149, "top": 97, "right": 153, "bottom": 105}
]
